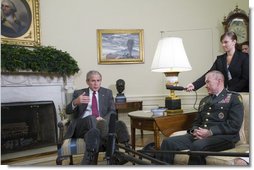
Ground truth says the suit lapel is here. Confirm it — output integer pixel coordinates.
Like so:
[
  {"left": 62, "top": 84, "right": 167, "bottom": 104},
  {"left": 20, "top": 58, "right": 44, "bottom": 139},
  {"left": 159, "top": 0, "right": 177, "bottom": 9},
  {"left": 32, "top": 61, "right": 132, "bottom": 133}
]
[
  {"left": 221, "top": 54, "right": 229, "bottom": 79},
  {"left": 228, "top": 51, "right": 240, "bottom": 71},
  {"left": 98, "top": 88, "right": 104, "bottom": 114}
]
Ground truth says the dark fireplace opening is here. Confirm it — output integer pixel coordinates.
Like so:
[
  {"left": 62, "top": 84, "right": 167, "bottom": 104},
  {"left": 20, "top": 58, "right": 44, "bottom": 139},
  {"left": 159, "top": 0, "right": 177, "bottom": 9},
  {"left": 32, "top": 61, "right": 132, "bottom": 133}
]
[{"left": 1, "top": 101, "right": 58, "bottom": 155}]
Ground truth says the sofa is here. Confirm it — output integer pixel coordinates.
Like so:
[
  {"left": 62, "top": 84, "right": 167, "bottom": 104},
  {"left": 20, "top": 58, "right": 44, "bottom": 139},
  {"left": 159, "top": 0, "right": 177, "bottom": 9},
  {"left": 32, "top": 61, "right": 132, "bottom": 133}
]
[{"left": 170, "top": 93, "right": 249, "bottom": 165}]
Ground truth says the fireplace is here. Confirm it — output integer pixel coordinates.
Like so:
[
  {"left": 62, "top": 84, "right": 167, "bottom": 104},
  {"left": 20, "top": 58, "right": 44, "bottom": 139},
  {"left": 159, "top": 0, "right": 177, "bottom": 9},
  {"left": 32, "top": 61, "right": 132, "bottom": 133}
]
[
  {"left": 1, "top": 101, "right": 58, "bottom": 154},
  {"left": 1, "top": 73, "right": 74, "bottom": 160}
]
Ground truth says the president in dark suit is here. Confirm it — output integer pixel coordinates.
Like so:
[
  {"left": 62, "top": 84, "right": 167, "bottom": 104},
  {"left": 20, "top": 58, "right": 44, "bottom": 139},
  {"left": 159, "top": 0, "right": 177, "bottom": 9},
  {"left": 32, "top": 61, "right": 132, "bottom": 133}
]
[
  {"left": 186, "top": 31, "right": 249, "bottom": 92},
  {"left": 65, "top": 70, "right": 116, "bottom": 165},
  {"left": 160, "top": 70, "right": 244, "bottom": 165}
]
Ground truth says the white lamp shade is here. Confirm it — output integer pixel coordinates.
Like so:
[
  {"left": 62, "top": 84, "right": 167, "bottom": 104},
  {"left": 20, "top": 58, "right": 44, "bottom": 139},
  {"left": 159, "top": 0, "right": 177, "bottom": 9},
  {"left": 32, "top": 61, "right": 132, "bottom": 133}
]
[{"left": 151, "top": 37, "right": 192, "bottom": 72}]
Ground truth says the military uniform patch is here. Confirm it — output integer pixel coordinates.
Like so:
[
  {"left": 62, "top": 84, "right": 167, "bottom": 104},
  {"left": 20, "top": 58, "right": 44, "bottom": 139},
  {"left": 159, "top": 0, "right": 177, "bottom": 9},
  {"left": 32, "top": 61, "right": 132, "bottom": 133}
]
[
  {"left": 219, "top": 94, "right": 231, "bottom": 103},
  {"left": 218, "top": 112, "right": 224, "bottom": 119}
]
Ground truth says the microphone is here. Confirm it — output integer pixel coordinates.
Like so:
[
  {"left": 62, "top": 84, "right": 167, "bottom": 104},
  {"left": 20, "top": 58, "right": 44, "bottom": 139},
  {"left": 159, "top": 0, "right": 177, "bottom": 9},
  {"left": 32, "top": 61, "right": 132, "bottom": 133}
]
[
  {"left": 115, "top": 120, "right": 130, "bottom": 146},
  {"left": 166, "top": 85, "right": 187, "bottom": 91},
  {"left": 105, "top": 113, "right": 116, "bottom": 164},
  {"left": 84, "top": 128, "right": 100, "bottom": 164},
  {"left": 96, "top": 119, "right": 108, "bottom": 139}
]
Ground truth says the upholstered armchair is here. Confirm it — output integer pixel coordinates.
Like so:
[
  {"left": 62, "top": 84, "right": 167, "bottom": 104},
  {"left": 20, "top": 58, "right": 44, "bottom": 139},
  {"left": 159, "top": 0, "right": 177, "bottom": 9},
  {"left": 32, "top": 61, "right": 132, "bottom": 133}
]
[
  {"left": 170, "top": 93, "right": 249, "bottom": 165},
  {"left": 56, "top": 118, "right": 87, "bottom": 165},
  {"left": 55, "top": 117, "right": 128, "bottom": 165}
]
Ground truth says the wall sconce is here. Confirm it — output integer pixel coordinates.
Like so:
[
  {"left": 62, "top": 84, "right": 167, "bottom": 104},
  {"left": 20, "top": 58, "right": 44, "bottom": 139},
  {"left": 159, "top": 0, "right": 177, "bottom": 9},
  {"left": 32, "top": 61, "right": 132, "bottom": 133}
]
[{"left": 151, "top": 37, "right": 192, "bottom": 114}]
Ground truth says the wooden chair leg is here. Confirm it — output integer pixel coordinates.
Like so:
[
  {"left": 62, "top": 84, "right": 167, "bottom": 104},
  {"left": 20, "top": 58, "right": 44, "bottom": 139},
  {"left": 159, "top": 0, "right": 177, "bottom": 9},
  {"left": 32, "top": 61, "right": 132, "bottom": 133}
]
[
  {"left": 69, "top": 155, "right": 74, "bottom": 165},
  {"left": 56, "top": 155, "right": 74, "bottom": 165},
  {"left": 56, "top": 156, "right": 64, "bottom": 165}
]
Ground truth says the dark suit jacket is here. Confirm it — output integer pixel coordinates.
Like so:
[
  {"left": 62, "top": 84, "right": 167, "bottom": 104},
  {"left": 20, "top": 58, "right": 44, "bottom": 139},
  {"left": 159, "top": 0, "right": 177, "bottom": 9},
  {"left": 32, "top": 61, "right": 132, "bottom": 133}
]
[
  {"left": 64, "top": 87, "right": 116, "bottom": 139},
  {"left": 192, "top": 50, "right": 249, "bottom": 92}
]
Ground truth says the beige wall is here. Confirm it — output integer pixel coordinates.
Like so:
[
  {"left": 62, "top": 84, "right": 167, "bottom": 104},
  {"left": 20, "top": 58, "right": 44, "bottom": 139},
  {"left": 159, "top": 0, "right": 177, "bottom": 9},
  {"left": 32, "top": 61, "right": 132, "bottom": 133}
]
[{"left": 40, "top": 0, "right": 249, "bottom": 106}]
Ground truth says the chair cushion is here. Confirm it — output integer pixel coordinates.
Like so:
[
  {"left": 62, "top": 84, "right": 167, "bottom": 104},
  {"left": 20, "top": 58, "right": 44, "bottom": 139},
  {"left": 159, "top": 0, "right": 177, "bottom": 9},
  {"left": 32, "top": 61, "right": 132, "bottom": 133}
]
[
  {"left": 58, "top": 138, "right": 85, "bottom": 156},
  {"left": 174, "top": 151, "right": 189, "bottom": 165},
  {"left": 173, "top": 144, "right": 249, "bottom": 165},
  {"left": 206, "top": 144, "right": 249, "bottom": 165}
]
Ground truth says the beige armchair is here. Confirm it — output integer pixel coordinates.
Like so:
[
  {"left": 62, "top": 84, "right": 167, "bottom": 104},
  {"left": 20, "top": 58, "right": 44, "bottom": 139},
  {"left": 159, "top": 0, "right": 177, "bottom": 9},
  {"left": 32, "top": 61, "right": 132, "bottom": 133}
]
[
  {"left": 171, "top": 93, "right": 249, "bottom": 165},
  {"left": 56, "top": 118, "right": 86, "bottom": 165}
]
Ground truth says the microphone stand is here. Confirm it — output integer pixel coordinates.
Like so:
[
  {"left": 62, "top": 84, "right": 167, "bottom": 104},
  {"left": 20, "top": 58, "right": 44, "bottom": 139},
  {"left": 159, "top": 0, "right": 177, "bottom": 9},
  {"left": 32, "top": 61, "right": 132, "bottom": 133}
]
[
  {"left": 106, "top": 114, "right": 117, "bottom": 165},
  {"left": 106, "top": 133, "right": 116, "bottom": 165},
  {"left": 139, "top": 150, "right": 249, "bottom": 157}
]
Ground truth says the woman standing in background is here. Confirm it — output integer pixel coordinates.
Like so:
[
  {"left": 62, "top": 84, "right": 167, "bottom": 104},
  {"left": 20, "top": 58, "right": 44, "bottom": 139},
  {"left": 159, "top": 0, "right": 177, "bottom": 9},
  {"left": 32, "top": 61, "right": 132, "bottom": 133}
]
[{"left": 186, "top": 31, "right": 249, "bottom": 92}]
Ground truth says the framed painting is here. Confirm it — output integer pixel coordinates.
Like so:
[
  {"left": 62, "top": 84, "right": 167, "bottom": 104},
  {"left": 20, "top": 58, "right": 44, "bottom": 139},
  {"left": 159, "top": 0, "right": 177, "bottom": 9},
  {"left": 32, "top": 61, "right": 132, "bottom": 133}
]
[
  {"left": 1, "top": 0, "right": 40, "bottom": 46},
  {"left": 97, "top": 29, "right": 144, "bottom": 64}
]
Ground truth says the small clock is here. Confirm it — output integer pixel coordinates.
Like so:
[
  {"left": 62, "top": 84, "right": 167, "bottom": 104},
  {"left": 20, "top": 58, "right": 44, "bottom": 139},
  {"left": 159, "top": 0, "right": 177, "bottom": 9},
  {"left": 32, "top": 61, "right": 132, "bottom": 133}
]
[{"left": 222, "top": 6, "right": 249, "bottom": 44}]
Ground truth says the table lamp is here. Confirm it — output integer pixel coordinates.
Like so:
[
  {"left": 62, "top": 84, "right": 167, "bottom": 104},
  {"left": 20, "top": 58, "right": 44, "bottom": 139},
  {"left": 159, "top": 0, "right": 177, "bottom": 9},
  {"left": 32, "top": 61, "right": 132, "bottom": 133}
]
[{"left": 151, "top": 37, "right": 192, "bottom": 114}]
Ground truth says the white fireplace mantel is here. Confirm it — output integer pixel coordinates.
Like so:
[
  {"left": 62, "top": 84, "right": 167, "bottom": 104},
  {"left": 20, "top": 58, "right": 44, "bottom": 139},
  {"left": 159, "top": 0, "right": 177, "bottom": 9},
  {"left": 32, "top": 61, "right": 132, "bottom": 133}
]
[{"left": 1, "top": 73, "right": 74, "bottom": 122}]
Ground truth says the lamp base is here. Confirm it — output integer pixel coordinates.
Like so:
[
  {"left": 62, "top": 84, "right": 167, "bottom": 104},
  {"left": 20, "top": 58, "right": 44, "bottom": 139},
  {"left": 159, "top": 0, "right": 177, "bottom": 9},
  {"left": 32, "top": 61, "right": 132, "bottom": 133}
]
[
  {"left": 165, "top": 97, "right": 183, "bottom": 114},
  {"left": 166, "top": 109, "right": 183, "bottom": 115}
]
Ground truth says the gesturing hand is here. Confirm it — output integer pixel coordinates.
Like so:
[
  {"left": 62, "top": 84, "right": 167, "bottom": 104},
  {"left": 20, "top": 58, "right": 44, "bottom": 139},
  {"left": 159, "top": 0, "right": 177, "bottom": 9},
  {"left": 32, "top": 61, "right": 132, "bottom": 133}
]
[{"left": 73, "top": 92, "right": 90, "bottom": 106}]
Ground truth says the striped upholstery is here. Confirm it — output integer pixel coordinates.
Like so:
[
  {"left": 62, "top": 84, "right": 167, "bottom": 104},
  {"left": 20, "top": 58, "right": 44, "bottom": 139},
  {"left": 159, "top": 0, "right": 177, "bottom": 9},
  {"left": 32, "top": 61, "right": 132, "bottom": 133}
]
[{"left": 58, "top": 138, "right": 86, "bottom": 156}]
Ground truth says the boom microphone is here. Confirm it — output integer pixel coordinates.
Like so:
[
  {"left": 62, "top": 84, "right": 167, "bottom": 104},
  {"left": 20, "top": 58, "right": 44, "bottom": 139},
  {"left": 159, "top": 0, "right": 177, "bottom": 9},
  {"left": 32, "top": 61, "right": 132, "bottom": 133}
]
[
  {"left": 105, "top": 113, "right": 116, "bottom": 164},
  {"left": 166, "top": 85, "right": 187, "bottom": 91},
  {"left": 116, "top": 120, "right": 130, "bottom": 144}
]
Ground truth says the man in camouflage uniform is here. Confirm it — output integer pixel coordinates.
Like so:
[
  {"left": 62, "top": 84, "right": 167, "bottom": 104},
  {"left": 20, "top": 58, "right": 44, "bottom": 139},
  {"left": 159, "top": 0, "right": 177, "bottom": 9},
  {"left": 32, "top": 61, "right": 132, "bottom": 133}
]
[{"left": 160, "top": 70, "right": 244, "bottom": 165}]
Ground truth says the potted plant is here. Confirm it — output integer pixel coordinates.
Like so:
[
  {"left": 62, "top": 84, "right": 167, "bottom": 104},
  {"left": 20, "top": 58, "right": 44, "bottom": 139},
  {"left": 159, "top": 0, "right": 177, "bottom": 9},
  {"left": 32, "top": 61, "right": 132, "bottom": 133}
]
[{"left": 1, "top": 44, "right": 80, "bottom": 77}]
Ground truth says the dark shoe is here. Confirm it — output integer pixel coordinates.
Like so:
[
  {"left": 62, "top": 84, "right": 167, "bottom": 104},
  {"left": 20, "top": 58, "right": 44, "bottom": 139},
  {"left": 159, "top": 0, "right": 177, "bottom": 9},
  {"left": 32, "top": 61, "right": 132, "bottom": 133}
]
[
  {"left": 81, "top": 152, "right": 99, "bottom": 165},
  {"left": 81, "top": 128, "right": 100, "bottom": 165},
  {"left": 111, "top": 151, "right": 128, "bottom": 165},
  {"left": 141, "top": 142, "right": 160, "bottom": 164}
]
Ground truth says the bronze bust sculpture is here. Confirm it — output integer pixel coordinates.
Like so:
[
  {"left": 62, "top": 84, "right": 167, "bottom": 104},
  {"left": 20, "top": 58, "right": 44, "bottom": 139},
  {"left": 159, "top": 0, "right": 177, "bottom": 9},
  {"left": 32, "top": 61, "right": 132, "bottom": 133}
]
[{"left": 115, "top": 79, "right": 126, "bottom": 103}]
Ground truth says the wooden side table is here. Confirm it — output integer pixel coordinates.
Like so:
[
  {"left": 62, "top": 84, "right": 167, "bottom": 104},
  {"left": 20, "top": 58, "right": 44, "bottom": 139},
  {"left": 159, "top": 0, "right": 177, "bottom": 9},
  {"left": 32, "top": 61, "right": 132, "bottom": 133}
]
[
  {"left": 115, "top": 100, "right": 142, "bottom": 120},
  {"left": 128, "top": 110, "right": 197, "bottom": 150}
]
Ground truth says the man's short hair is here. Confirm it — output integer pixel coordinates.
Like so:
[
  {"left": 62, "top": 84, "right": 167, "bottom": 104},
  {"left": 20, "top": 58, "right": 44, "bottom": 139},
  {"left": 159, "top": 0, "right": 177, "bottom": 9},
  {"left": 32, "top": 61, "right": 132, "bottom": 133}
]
[
  {"left": 86, "top": 70, "right": 102, "bottom": 81},
  {"left": 206, "top": 70, "right": 224, "bottom": 82}
]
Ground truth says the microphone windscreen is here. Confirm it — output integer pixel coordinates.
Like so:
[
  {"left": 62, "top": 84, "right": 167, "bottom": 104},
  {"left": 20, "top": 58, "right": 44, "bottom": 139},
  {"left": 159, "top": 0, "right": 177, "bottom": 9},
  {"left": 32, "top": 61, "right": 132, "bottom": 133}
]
[
  {"left": 97, "top": 119, "right": 108, "bottom": 139},
  {"left": 116, "top": 120, "right": 129, "bottom": 143},
  {"left": 108, "top": 114, "right": 116, "bottom": 133},
  {"left": 85, "top": 128, "right": 100, "bottom": 152}
]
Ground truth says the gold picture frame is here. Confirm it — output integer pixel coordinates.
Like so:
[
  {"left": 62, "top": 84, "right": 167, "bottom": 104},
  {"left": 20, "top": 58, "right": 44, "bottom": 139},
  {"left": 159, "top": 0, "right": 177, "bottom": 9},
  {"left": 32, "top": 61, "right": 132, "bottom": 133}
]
[
  {"left": 1, "top": 0, "right": 40, "bottom": 46},
  {"left": 97, "top": 29, "right": 144, "bottom": 64}
]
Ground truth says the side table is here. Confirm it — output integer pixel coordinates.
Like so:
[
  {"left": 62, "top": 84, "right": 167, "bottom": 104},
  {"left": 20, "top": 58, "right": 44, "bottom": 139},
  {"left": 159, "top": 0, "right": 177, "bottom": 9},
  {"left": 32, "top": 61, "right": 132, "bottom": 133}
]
[
  {"left": 115, "top": 100, "right": 142, "bottom": 120},
  {"left": 128, "top": 110, "right": 197, "bottom": 150}
]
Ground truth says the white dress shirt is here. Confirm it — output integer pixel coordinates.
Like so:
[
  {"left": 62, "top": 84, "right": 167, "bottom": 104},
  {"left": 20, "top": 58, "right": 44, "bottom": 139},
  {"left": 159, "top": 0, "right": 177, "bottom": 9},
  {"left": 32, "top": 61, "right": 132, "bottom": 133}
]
[{"left": 72, "top": 88, "right": 99, "bottom": 118}]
